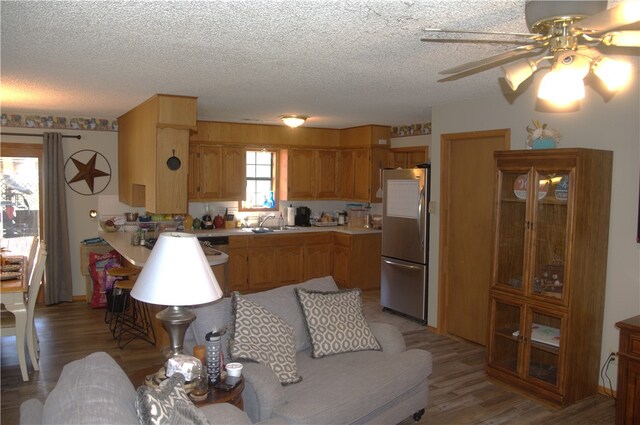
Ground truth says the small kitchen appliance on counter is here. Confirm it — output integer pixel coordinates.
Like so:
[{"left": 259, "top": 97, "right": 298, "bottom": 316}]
[{"left": 295, "top": 206, "right": 312, "bottom": 227}]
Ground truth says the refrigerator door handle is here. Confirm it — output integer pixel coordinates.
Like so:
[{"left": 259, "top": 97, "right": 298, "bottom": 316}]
[
  {"left": 417, "top": 187, "right": 425, "bottom": 249},
  {"left": 383, "top": 259, "right": 423, "bottom": 270}
]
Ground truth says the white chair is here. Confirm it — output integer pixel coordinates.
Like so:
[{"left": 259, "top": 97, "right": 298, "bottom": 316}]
[{"left": 1, "top": 245, "right": 47, "bottom": 379}]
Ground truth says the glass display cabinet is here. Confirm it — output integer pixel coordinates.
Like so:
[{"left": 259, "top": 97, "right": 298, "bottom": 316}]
[{"left": 486, "top": 148, "right": 612, "bottom": 407}]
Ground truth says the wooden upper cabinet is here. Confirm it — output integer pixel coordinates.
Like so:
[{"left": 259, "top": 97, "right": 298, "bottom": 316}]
[
  {"left": 287, "top": 149, "right": 315, "bottom": 199},
  {"left": 315, "top": 150, "right": 340, "bottom": 199},
  {"left": 118, "top": 94, "right": 196, "bottom": 213},
  {"left": 157, "top": 95, "right": 197, "bottom": 128},
  {"left": 188, "top": 144, "right": 245, "bottom": 201},
  {"left": 339, "top": 150, "right": 355, "bottom": 199},
  {"left": 390, "top": 147, "right": 429, "bottom": 169}
]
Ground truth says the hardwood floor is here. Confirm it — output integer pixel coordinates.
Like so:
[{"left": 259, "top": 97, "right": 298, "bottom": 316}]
[{"left": 1, "top": 299, "right": 616, "bottom": 425}]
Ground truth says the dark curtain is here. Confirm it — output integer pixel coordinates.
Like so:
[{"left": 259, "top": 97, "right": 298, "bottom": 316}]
[{"left": 43, "top": 132, "right": 72, "bottom": 304}]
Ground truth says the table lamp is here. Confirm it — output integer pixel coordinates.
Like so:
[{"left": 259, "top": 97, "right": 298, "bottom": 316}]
[{"left": 131, "top": 232, "right": 223, "bottom": 358}]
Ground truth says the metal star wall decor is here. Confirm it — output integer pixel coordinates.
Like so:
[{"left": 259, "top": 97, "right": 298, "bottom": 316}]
[{"left": 64, "top": 149, "right": 112, "bottom": 195}]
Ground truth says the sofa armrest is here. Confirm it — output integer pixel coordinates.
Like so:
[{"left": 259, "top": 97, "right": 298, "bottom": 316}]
[
  {"left": 369, "top": 322, "right": 406, "bottom": 354},
  {"left": 199, "top": 402, "right": 253, "bottom": 425},
  {"left": 241, "top": 362, "right": 285, "bottom": 423},
  {"left": 20, "top": 399, "right": 43, "bottom": 425}
]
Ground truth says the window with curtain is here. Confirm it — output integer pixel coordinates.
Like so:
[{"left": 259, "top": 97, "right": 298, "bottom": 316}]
[{"left": 1, "top": 143, "right": 43, "bottom": 246}]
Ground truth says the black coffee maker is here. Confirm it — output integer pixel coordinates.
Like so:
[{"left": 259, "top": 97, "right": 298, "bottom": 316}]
[{"left": 295, "top": 207, "right": 312, "bottom": 227}]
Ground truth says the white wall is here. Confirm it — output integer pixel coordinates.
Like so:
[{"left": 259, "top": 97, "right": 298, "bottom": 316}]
[
  {"left": 2, "top": 128, "right": 120, "bottom": 298},
  {"left": 429, "top": 68, "right": 640, "bottom": 388}
]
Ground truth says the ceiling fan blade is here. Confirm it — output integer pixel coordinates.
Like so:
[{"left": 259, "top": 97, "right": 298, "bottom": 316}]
[
  {"left": 420, "top": 37, "right": 535, "bottom": 46},
  {"left": 439, "top": 45, "right": 542, "bottom": 75},
  {"left": 423, "top": 28, "right": 537, "bottom": 38},
  {"left": 601, "top": 30, "right": 640, "bottom": 47},
  {"left": 571, "top": 2, "right": 640, "bottom": 34}
]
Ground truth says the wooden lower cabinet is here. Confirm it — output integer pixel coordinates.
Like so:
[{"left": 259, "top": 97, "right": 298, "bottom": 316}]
[
  {"left": 226, "top": 236, "right": 249, "bottom": 293},
  {"left": 616, "top": 315, "right": 640, "bottom": 425},
  {"left": 332, "top": 232, "right": 381, "bottom": 290},
  {"left": 226, "top": 231, "right": 380, "bottom": 294}
]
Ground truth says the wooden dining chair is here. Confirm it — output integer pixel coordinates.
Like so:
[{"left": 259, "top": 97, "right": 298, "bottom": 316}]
[{"left": 0, "top": 245, "right": 47, "bottom": 378}]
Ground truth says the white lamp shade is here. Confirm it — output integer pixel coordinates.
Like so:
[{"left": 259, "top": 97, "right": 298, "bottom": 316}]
[
  {"left": 131, "top": 232, "right": 223, "bottom": 306},
  {"left": 503, "top": 59, "right": 537, "bottom": 91},
  {"left": 593, "top": 57, "right": 632, "bottom": 91}
]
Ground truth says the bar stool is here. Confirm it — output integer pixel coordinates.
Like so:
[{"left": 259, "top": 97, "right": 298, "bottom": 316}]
[{"left": 107, "top": 266, "right": 156, "bottom": 349}]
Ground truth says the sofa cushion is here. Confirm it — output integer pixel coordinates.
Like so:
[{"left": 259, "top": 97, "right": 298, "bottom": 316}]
[
  {"left": 186, "top": 276, "right": 339, "bottom": 356},
  {"left": 42, "top": 352, "right": 139, "bottom": 425},
  {"left": 136, "top": 373, "right": 209, "bottom": 425},
  {"left": 295, "top": 288, "right": 381, "bottom": 358},
  {"left": 229, "top": 293, "right": 302, "bottom": 385},
  {"left": 275, "top": 349, "right": 432, "bottom": 425}
]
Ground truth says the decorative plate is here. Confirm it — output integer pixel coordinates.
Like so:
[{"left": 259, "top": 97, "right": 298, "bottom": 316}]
[
  {"left": 1, "top": 271, "right": 23, "bottom": 280},
  {"left": 513, "top": 174, "right": 549, "bottom": 200},
  {"left": 555, "top": 175, "right": 569, "bottom": 200}
]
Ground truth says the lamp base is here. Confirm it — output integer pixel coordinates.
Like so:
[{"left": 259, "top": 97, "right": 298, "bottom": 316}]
[{"left": 156, "top": 306, "right": 196, "bottom": 358}]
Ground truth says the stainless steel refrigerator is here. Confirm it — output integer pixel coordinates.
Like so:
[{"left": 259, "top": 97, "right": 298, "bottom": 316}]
[{"left": 380, "top": 165, "right": 430, "bottom": 323}]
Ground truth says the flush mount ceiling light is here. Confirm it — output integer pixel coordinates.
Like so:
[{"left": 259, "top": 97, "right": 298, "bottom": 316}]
[{"left": 280, "top": 115, "right": 308, "bottom": 128}]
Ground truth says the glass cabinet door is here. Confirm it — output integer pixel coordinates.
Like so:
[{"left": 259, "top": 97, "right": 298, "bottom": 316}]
[
  {"left": 489, "top": 298, "right": 523, "bottom": 374},
  {"left": 494, "top": 171, "right": 528, "bottom": 292},
  {"left": 524, "top": 308, "right": 563, "bottom": 388},
  {"left": 530, "top": 171, "right": 570, "bottom": 301}
]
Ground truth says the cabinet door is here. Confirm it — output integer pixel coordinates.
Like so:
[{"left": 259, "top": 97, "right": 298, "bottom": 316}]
[
  {"left": 391, "top": 152, "right": 407, "bottom": 169},
  {"left": 339, "top": 150, "right": 355, "bottom": 199},
  {"left": 529, "top": 170, "right": 571, "bottom": 303},
  {"left": 353, "top": 149, "right": 370, "bottom": 201},
  {"left": 332, "top": 245, "right": 351, "bottom": 288},
  {"left": 247, "top": 247, "right": 277, "bottom": 289},
  {"left": 188, "top": 145, "right": 201, "bottom": 199},
  {"left": 523, "top": 306, "right": 564, "bottom": 390},
  {"left": 488, "top": 296, "right": 524, "bottom": 376},
  {"left": 199, "top": 145, "right": 223, "bottom": 199},
  {"left": 227, "top": 247, "right": 248, "bottom": 293},
  {"left": 287, "top": 149, "right": 315, "bottom": 199},
  {"left": 221, "top": 147, "right": 245, "bottom": 200},
  {"left": 276, "top": 246, "right": 304, "bottom": 285},
  {"left": 407, "top": 150, "right": 426, "bottom": 168},
  {"left": 493, "top": 170, "right": 530, "bottom": 293},
  {"left": 304, "top": 243, "right": 333, "bottom": 280},
  {"left": 315, "top": 150, "right": 340, "bottom": 198}
]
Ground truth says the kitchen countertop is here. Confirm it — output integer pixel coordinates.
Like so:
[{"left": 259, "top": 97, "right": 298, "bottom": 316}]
[
  {"left": 100, "top": 225, "right": 380, "bottom": 267},
  {"left": 99, "top": 231, "right": 229, "bottom": 267}
]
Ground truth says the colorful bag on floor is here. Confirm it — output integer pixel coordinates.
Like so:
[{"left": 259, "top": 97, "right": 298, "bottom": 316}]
[{"left": 88, "top": 250, "right": 122, "bottom": 309}]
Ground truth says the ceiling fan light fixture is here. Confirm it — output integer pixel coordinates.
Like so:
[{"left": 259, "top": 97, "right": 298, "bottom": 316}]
[
  {"left": 280, "top": 115, "right": 308, "bottom": 128},
  {"left": 537, "top": 69, "right": 585, "bottom": 106},
  {"left": 592, "top": 57, "right": 632, "bottom": 91},
  {"left": 503, "top": 58, "right": 538, "bottom": 91}
]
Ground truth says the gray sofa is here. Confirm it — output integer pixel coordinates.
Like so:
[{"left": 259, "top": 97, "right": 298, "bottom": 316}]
[
  {"left": 20, "top": 351, "right": 252, "bottom": 425},
  {"left": 185, "top": 276, "right": 433, "bottom": 425}
]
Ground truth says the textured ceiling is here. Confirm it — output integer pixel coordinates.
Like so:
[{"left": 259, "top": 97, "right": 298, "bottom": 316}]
[{"left": 0, "top": 0, "right": 624, "bottom": 128}]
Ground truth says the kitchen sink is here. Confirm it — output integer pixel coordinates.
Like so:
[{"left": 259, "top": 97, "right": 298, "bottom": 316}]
[{"left": 239, "top": 226, "right": 299, "bottom": 233}]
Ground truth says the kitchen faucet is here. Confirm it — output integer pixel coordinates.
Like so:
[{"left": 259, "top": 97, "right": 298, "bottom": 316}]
[{"left": 258, "top": 213, "right": 276, "bottom": 227}]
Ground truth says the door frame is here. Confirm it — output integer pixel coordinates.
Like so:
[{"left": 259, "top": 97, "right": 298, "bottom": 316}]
[{"left": 437, "top": 129, "right": 510, "bottom": 339}]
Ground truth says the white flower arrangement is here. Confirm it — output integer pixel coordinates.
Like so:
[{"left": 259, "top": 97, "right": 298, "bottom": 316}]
[{"left": 526, "top": 120, "right": 562, "bottom": 149}]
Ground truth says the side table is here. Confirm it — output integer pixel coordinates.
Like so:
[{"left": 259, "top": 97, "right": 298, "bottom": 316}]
[
  {"left": 130, "top": 366, "right": 244, "bottom": 410},
  {"left": 615, "top": 315, "right": 640, "bottom": 425},
  {"left": 193, "top": 377, "right": 244, "bottom": 410}
]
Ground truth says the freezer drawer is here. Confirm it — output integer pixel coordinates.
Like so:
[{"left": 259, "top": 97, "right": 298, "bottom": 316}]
[{"left": 380, "top": 256, "right": 427, "bottom": 322}]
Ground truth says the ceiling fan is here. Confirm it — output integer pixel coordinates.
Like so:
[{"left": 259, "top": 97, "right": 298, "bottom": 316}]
[{"left": 421, "top": 1, "right": 640, "bottom": 104}]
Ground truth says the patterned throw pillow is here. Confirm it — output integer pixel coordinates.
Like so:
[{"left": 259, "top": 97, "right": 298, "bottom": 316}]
[
  {"left": 295, "top": 288, "right": 381, "bottom": 358},
  {"left": 229, "top": 292, "right": 302, "bottom": 385},
  {"left": 135, "top": 373, "right": 209, "bottom": 425}
]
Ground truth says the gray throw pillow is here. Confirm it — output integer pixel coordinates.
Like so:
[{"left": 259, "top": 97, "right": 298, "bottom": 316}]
[
  {"left": 229, "top": 292, "right": 302, "bottom": 385},
  {"left": 135, "top": 373, "right": 209, "bottom": 425},
  {"left": 295, "top": 288, "right": 381, "bottom": 358}
]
